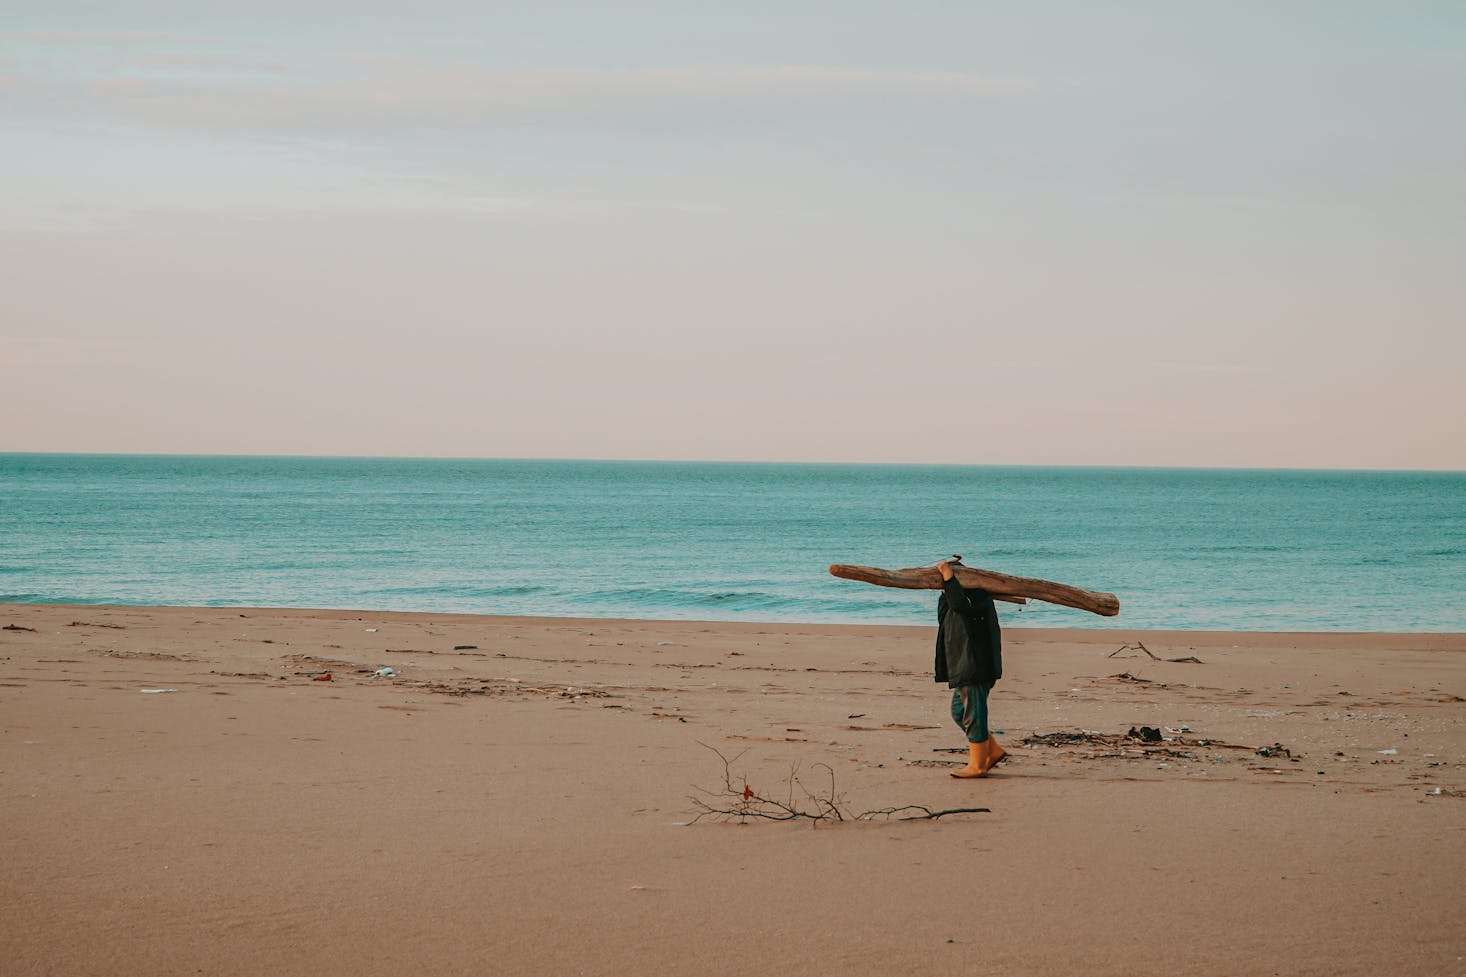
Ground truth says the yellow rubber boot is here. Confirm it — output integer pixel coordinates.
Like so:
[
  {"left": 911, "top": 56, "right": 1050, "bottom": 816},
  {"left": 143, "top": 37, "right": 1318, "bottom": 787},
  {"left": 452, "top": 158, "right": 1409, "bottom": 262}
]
[
  {"left": 984, "top": 736, "right": 1008, "bottom": 772},
  {"left": 950, "top": 740, "right": 988, "bottom": 778}
]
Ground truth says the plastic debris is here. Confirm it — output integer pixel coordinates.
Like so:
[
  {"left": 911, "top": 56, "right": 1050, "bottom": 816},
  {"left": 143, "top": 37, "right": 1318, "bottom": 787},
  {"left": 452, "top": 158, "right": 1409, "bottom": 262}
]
[
  {"left": 312, "top": 672, "right": 333, "bottom": 682},
  {"left": 1378, "top": 748, "right": 1398, "bottom": 755},
  {"left": 374, "top": 667, "right": 395, "bottom": 677},
  {"left": 365, "top": 628, "right": 378, "bottom": 633},
  {"left": 140, "top": 688, "right": 177, "bottom": 694}
]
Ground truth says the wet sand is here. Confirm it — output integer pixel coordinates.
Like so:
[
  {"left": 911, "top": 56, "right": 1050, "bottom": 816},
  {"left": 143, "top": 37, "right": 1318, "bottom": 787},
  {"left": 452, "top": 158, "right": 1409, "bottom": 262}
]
[{"left": 2, "top": 604, "right": 1463, "bottom": 976}]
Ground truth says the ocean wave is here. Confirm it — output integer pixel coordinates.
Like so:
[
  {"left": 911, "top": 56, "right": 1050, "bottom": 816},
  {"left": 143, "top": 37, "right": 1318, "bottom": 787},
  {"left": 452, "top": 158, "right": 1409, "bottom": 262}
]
[
  {"left": 1190, "top": 544, "right": 1288, "bottom": 554},
  {"left": 0, "top": 593, "right": 116, "bottom": 604},
  {"left": 369, "top": 583, "right": 548, "bottom": 599},
  {"left": 981, "top": 547, "right": 1086, "bottom": 559},
  {"left": 589, "top": 586, "right": 818, "bottom": 612}
]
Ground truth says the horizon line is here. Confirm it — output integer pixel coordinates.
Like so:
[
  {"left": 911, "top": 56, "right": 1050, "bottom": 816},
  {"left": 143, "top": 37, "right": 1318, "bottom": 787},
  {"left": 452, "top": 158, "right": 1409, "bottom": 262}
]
[{"left": 1, "top": 450, "right": 1462, "bottom": 476}]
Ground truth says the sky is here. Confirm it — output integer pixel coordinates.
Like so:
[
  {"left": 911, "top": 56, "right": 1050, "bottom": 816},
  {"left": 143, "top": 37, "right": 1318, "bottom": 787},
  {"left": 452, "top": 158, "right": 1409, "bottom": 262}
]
[{"left": 3, "top": 2, "right": 1463, "bottom": 468}]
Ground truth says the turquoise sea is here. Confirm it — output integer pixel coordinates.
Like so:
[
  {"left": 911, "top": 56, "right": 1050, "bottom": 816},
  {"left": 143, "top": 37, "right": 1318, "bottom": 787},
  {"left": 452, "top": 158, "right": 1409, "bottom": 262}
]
[{"left": 1, "top": 454, "right": 1462, "bottom": 631}]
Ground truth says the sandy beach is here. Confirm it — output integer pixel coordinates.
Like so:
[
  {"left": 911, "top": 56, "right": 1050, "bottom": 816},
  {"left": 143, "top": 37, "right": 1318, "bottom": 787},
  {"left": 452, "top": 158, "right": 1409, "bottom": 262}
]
[{"left": 2, "top": 604, "right": 1462, "bottom": 976}]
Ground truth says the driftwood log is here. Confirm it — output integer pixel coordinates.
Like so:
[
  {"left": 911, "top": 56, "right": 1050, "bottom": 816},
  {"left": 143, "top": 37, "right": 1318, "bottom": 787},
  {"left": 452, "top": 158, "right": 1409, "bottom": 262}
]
[{"left": 829, "top": 563, "right": 1119, "bottom": 617}]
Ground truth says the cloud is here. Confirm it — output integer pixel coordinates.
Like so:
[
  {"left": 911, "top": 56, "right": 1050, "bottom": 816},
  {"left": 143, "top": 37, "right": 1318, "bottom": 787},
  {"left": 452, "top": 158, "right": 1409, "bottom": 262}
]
[
  {"left": 399, "top": 64, "right": 1026, "bottom": 97},
  {"left": 126, "top": 64, "right": 1020, "bottom": 138},
  {"left": 1146, "top": 361, "right": 1259, "bottom": 374},
  {"left": 0, "top": 335, "right": 140, "bottom": 360},
  {"left": 0, "top": 29, "right": 181, "bottom": 45},
  {"left": 5, "top": 31, "right": 1025, "bottom": 136}
]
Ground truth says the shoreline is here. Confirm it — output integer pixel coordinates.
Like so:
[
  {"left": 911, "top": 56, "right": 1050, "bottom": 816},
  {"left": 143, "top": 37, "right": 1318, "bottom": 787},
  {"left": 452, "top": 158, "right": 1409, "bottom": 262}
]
[
  {"left": 7, "top": 601, "right": 1465, "bottom": 643},
  {"left": 4, "top": 603, "right": 1463, "bottom": 975}
]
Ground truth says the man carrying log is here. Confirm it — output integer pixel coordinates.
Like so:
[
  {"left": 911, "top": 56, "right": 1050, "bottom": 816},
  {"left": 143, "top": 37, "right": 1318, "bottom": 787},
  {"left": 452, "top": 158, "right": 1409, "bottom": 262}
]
[
  {"left": 935, "top": 557, "right": 1007, "bottom": 778},
  {"left": 828, "top": 558, "right": 1116, "bottom": 775}
]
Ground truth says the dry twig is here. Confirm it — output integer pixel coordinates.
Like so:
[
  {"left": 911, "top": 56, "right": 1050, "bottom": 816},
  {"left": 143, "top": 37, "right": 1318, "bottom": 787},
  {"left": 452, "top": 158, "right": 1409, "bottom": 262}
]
[
  {"left": 1108, "top": 641, "right": 1203, "bottom": 664},
  {"left": 687, "top": 743, "right": 988, "bottom": 824}
]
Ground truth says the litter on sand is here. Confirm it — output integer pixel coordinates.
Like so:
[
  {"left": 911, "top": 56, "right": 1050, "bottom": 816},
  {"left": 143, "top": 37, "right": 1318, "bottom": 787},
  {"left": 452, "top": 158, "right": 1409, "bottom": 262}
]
[
  {"left": 140, "top": 688, "right": 178, "bottom": 694},
  {"left": 374, "top": 667, "right": 395, "bottom": 677}
]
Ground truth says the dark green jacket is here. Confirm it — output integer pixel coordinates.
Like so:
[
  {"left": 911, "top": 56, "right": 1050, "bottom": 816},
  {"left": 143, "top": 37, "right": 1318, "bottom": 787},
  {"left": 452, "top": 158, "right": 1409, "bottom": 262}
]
[{"left": 934, "top": 579, "right": 1002, "bottom": 688}]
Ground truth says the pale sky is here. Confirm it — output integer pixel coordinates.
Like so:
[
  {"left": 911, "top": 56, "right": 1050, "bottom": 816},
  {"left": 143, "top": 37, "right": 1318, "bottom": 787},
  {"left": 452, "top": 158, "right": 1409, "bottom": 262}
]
[{"left": 3, "top": 2, "right": 1463, "bottom": 468}]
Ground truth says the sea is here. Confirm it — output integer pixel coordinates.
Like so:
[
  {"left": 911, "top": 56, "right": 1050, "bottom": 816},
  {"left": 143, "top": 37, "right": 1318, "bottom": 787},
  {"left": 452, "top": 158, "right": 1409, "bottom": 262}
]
[{"left": 1, "top": 454, "right": 1462, "bottom": 632}]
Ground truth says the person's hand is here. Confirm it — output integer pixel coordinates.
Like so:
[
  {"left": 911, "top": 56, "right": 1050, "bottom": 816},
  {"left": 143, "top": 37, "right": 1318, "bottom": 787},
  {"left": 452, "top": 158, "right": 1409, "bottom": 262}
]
[{"left": 937, "top": 558, "right": 955, "bottom": 582}]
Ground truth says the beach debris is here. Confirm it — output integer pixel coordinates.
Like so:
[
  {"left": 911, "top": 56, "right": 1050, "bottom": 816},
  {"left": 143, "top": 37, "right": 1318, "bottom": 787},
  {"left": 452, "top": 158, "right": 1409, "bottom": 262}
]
[
  {"left": 140, "top": 688, "right": 178, "bottom": 694},
  {"left": 1024, "top": 728, "right": 1257, "bottom": 765},
  {"left": 312, "top": 672, "right": 333, "bottom": 682},
  {"left": 1111, "top": 672, "right": 1151, "bottom": 683},
  {"left": 365, "top": 628, "right": 378, "bottom": 633},
  {"left": 374, "top": 667, "right": 396, "bottom": 677},
  {"left": 3, "top": 624, "right": 37, "bottom": 632},
  {"left": 67, "top": 621, "right": 126, "bottom": 629},
  {"left": 1378, "top": 748, "right": 1398, "bottom": 756},
  {"left": 453, "top": 644, "right": 478, "bottom": 650},
  {"left": 1026, "top": 731, "right": 1115, "bottom": 748},
  {"left": 1256, "top": 743, "right": 1293, "bottom": 759},
  {"left": 403, "top": 678, "right": 607, "bottom": 700}
]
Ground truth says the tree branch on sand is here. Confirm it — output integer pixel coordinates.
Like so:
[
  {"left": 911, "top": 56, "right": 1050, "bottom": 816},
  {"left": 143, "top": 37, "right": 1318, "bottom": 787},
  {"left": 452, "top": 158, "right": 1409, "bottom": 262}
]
[
  {"left": 1108, "top": 641, "right": 1203, "bottom": 664},
  {"left": 686, "top": 743, "right": 989, "bottom": 824}
]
